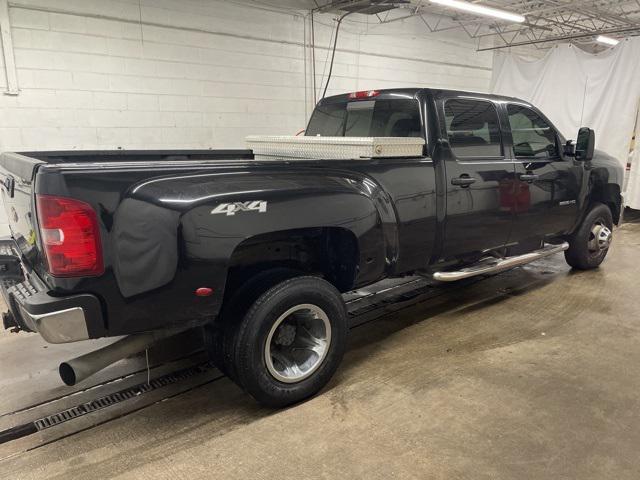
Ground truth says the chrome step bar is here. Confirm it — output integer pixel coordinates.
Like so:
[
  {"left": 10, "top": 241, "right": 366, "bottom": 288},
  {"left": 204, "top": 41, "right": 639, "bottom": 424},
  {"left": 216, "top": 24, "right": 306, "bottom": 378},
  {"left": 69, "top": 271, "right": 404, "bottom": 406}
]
[{"left": 433, "top": 242, "right": 569, "bottom": 282}]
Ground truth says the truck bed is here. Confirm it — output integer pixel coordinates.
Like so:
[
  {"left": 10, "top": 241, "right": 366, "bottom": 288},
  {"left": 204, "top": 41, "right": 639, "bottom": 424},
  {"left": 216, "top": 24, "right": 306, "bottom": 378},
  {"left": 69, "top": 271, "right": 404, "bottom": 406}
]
[
  {"left": 19, "top": 150, "right": 255, "bottom": 163},
  {"left": 1, "top": 146, "right": 420, "bottom": 341}
]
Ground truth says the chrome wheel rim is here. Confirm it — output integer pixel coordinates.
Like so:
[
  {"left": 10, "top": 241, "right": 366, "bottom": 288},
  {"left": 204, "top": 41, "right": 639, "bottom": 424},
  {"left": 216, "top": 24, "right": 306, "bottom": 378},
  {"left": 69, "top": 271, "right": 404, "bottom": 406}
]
[
  {"left": 264, "top": 304, "right": 331, "bottom": 384},
  {"left": 588, "top": 220, "right": 612, "bottom": 255}
]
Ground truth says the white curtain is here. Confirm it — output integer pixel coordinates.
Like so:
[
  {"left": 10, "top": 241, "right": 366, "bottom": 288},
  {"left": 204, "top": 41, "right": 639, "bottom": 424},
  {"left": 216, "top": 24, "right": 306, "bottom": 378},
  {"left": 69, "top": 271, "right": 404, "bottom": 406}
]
[
  {"left": 627, "top": 118, "right": 640, "bottom": 209},
  {"left": 490, "top": 39, "right": 640, "bottom": 209}
]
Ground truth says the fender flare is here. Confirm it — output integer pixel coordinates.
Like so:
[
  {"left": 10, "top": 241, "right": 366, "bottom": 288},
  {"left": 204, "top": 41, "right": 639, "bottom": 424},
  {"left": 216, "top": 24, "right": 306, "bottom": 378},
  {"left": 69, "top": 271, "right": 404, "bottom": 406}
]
[{"left": 121, "top": 167, "right": 399, "bottom": 303}]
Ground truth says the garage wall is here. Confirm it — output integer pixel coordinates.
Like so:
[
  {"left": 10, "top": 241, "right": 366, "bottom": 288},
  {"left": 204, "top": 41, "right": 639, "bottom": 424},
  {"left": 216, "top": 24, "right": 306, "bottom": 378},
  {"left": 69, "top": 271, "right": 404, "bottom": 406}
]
[
  {"left": 0, "top": 0, "right": 492, "bottom": 234},
  {"left": 0, "top": 0, "right": 493, "bottom": 152}
]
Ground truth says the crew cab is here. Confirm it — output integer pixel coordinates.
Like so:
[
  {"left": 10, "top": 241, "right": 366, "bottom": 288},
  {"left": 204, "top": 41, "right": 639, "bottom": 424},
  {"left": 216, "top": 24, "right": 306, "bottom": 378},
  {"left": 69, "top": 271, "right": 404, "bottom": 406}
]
[{"left": 0, "top": 88, "right": 623, "bottom": 407}]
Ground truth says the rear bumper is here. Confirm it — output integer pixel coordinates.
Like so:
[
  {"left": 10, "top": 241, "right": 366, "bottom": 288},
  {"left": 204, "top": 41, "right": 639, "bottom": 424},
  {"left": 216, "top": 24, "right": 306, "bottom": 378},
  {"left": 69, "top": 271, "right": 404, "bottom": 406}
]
[{"left": 0, "top": 238, "right": 104, "bottom": 343}]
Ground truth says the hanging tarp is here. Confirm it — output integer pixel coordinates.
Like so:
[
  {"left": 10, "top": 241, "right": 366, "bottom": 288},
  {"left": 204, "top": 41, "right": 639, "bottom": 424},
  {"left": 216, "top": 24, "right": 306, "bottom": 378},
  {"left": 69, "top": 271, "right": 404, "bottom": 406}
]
[
  {"left": 490, "top": 39, "right": 640, "bottom": 209},
  {"left": 627, "top": 114, "right": 640, "bottom": 210}
]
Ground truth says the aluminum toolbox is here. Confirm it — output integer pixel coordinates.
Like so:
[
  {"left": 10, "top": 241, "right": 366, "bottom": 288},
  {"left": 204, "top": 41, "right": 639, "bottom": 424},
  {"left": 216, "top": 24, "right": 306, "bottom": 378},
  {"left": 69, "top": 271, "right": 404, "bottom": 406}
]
[{"left": 246, "top": 136, "right": 425, "bottom": 160}]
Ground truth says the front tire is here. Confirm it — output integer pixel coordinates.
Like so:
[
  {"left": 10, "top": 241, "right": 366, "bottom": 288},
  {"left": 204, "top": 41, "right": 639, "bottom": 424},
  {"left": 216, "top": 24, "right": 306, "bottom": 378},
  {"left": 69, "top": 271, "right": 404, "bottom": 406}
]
[
  {"left": 565, "top": 202, "right": 613, "bottom": 270},
  {"left": 226, "top": 276, "right": 348, "bottom": 408}
]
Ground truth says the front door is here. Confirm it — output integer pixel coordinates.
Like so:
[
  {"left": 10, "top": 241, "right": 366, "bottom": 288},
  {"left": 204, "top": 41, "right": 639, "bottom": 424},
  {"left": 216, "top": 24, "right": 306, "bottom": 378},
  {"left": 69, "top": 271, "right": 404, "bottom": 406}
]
[
  {"left": 503, "top": 103, "right": 582, "bottom": 244},
  {"left": 438, "top": 96, "right": 516, "bottom": 259}
]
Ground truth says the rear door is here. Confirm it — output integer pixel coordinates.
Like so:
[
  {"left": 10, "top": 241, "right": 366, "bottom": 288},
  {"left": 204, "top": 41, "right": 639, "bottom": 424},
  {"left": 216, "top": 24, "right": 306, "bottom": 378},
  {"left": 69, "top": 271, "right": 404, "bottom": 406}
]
[
  {"left": 504, "top": 103, "right": 582, "bottom": 244},
  {"left": 437, "top": 95, "right": 516, "bottom": 258}
]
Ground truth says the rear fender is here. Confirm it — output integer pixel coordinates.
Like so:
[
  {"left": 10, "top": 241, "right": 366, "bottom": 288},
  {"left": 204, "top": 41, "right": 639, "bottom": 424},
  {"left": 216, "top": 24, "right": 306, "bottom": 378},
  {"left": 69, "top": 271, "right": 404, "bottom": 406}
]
[{"left": 118, "top": 168, "right": 398, "bottom": 307}]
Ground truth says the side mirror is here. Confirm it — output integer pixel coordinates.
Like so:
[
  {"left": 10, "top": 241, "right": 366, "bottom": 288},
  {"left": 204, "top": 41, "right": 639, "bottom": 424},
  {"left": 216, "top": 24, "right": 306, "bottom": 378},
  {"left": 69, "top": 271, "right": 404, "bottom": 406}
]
[{"left": 575, "top": 127, "right": 595, "bottom": 161}]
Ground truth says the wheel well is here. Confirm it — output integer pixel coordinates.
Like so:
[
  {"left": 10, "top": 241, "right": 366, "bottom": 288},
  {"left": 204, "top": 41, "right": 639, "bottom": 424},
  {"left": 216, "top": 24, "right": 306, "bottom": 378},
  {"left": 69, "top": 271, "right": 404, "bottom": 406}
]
[
  {"left": 224, "top": 227, "right": 359, "bottom": 298},
  {"left": 589, "top": 179, "right": 622, "bottom": 225}
]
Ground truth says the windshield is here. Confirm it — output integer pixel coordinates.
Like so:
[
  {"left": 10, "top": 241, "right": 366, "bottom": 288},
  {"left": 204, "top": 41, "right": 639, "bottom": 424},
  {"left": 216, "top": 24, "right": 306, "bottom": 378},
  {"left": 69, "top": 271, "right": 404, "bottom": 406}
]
[{"left": 306, "top": 99, "right": 422, "bottom": 138}]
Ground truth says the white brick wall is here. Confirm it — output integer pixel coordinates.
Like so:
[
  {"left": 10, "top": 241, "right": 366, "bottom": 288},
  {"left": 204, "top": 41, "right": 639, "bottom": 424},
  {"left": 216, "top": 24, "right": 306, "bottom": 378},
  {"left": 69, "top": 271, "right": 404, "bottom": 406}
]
[
  {"left": 0, "top": 0, "right": 492, "bottom": 152},
  {"left": 0, "top": 0, "right": 492, "bottom": 232}
]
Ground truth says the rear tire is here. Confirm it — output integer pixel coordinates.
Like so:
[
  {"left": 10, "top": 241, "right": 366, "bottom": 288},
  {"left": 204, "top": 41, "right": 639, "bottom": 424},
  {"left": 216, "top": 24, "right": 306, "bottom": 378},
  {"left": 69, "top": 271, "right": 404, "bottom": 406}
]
[
  {"left": 214, "top": 275, "right": 348, "bottom": 408},
  {"left": 205, "top": 268, "right": 299, "bottom": 383},
  {"left": 564, "top": 202, "right": 613, "bottom": 270}
]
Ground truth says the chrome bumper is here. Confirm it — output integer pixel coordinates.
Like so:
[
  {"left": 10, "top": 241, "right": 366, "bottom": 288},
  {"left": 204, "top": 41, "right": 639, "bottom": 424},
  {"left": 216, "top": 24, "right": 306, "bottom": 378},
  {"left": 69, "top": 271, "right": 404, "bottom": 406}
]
[
  {"left": 4, "top": 280, "right": 103, "bottom": 343},
  {"left": 16, "top": 304, "right": 89, "bottom": 343},
  {"left": 0, "top": 237, "right": 102, "bottom": 344}
]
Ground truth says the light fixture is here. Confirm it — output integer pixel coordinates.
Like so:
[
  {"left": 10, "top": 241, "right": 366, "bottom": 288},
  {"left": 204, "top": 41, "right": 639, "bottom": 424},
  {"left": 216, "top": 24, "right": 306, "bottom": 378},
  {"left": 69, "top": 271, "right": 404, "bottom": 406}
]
[
  {"left": 430, "top": 0, "right": 525, "bottom": 23},
  {"left": 596, "top": 35, "right": 619, "bottom": 46}
]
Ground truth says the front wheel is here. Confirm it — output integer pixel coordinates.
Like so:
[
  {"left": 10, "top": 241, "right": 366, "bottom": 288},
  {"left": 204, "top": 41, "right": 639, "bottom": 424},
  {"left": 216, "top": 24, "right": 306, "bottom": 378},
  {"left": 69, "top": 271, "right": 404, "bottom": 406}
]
[
  {"left": 227, "top": 276, "right": 348, "bottom": 408},
  {"left": 564, "top": 202, "right": 613, "bottom": 270}
]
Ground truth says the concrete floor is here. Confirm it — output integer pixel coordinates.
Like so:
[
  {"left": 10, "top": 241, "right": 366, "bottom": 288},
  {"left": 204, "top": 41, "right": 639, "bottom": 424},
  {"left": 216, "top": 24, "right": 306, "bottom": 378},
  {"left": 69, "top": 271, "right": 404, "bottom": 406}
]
[{"left": 1, "top": 219, "right": 640, "bottom": 479}]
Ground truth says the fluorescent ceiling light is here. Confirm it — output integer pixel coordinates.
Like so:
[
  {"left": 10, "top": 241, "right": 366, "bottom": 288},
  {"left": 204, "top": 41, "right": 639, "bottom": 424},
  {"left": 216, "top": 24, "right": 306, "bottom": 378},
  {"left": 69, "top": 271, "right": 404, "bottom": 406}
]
[
  {"left": 596, "top": 35, "right": 619, "bottom": 46},
  {"left": 430, "top": 0, "right": 525, "bottom": 23}
]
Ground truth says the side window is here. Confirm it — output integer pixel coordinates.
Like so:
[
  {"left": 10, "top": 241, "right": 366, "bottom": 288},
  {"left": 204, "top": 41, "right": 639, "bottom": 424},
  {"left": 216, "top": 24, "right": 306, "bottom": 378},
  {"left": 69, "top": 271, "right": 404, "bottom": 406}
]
[
  {"left": 507, "top": 105, "right": 558, "bottom": 158},
  {"left": 444, "top": 99, "right": 502, "bottom": 157}
]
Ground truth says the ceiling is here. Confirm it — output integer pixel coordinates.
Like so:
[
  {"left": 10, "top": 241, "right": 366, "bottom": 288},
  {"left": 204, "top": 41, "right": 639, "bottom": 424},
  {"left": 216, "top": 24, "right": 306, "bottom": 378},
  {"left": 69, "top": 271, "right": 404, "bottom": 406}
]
[{"left": 246, "top": 0, "right": 640, "bottom": 51}]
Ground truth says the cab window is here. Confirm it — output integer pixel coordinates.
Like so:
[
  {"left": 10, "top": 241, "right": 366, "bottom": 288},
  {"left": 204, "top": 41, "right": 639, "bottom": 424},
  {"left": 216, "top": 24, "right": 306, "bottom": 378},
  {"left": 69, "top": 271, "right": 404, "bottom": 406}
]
[
  {"left": 444, "top": 99, "right": 503, "bottom": 157},
  {"left": 507, "top": 105, "right": 558, "bottom": 159},
  {"left": 306, "top": 99, "right": 422, "bottom": 138}
]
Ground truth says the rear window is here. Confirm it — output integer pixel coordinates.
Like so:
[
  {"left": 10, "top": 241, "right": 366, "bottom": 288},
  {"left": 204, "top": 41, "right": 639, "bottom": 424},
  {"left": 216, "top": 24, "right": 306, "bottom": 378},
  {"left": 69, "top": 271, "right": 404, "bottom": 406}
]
[
  {"left": 306, "top": 99, "right": 422, "bottom": 138},
  {"left": 444, "top": 99, "right": 502, "bottom": 158}
]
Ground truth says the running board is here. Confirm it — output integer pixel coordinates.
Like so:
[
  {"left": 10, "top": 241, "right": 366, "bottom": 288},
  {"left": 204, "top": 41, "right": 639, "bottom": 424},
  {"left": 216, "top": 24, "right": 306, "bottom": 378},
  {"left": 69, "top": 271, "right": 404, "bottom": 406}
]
[{"left": 433, "top": 242, "right": 569, "bottom": 282}]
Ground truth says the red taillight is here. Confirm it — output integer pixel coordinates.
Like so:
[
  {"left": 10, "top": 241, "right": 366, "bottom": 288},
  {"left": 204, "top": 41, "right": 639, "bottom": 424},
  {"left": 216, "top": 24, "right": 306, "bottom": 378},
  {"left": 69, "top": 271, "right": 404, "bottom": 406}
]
[
  {"left": 36, "top": 195, "right": 104, "bottom": 277},
  {"left": 348, "top": 90, "right": 380, "bottom": 100}
]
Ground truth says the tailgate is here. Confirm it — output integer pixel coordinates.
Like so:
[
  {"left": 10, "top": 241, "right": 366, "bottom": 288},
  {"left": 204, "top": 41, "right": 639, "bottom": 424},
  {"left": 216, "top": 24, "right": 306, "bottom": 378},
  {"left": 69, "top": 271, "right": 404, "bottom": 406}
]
[{"left": 0, "top": 152, "right": 44, "bottom": 265}]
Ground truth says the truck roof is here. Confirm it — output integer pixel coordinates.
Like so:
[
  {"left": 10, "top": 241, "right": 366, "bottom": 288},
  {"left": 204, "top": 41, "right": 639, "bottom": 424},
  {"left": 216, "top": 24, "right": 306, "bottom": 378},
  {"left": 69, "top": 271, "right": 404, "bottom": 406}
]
[{"left": 318, "top": 88, "right": 533, "bottom": 108}]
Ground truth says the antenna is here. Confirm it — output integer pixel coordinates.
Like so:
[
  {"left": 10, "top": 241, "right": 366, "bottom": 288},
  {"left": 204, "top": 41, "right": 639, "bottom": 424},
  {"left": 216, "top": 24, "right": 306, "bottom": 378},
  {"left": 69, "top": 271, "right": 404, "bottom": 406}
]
[{"left": 579, "top": 76, "right": 588, "bottom": 126}]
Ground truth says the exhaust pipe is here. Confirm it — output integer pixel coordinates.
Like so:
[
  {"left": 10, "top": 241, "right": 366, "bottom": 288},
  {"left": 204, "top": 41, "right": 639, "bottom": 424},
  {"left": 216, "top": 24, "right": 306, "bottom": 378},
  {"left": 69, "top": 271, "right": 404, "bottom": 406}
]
[{"left": 59, "top": 328, "right": 183, "bottom": 386}]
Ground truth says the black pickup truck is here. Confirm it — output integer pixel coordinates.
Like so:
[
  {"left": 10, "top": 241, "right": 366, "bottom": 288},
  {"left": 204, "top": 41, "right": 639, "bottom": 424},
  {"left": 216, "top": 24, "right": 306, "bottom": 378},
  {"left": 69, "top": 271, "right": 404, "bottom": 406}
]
[{"left": 0, "top": 88, "right": 623, "bottom": 407}]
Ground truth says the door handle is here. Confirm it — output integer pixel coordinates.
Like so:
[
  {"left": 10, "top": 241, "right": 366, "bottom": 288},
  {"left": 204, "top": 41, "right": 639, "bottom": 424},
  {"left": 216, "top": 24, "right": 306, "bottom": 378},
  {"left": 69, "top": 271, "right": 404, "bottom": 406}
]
[
  {"left": 451, "top": 176, "right": 477, "bottom": 187},
  {"left": 519, "top": 173, "right": 539, "bottom": 182}
]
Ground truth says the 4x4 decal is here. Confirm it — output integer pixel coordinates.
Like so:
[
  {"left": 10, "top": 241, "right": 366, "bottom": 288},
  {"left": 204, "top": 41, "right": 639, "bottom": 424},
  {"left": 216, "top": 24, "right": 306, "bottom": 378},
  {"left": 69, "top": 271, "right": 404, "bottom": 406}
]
[{"left": 211, "top": 201, "right": 268, "bottom": 216}]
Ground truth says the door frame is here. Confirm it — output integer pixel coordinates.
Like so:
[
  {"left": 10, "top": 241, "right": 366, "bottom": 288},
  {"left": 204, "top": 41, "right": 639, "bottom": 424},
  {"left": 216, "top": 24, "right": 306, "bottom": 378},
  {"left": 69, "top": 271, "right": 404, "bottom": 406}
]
[
  {"left": 433, "top": 92, "right": 517, "bottom": 260},
  {"left": 498, "top": 100, "right": 583, "bottom": 242}
]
